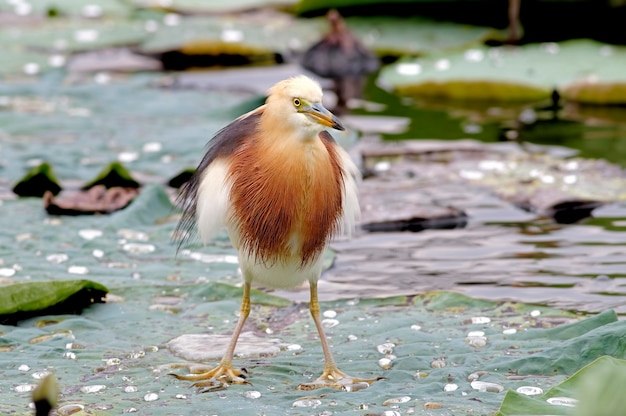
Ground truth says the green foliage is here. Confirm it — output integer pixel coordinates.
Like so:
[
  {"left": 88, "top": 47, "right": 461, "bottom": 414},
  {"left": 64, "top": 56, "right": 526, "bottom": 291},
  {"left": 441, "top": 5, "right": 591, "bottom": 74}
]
[
  {"left": 12, "top": 162, "right": 62, "bottom": 197},
  {"left": 0, "top": 280, "right": 108, "bottom": 324},
  {"left": 497, "top": 356, "right": 626, "bottom": 416},
  {"left": 380, "top": 40, "right": 626, "bottom": 104},
  {"left": 82, "top": 162, "right": 140, "bottom": 190}
]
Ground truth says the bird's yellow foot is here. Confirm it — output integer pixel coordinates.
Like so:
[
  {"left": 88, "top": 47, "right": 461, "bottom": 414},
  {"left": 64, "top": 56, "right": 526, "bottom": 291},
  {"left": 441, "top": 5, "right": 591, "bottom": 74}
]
[
  {"left": 168, "top": 362, "right": 249, "bottom": 393},
  {"left": 297, "top": 367, "right": 383, "bottom": 391}
]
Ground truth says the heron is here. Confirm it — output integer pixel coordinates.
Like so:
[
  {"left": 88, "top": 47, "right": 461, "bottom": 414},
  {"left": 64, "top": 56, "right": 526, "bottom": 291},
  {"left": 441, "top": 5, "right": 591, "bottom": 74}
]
[{"left": 172, "top": 75, "right": 380, "bottom": 391}]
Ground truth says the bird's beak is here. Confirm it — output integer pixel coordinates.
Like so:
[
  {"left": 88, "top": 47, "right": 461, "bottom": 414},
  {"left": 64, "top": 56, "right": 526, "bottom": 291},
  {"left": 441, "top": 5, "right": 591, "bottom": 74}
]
[{"left": 303, "top": 102, "right": 345, "bottom": 131}]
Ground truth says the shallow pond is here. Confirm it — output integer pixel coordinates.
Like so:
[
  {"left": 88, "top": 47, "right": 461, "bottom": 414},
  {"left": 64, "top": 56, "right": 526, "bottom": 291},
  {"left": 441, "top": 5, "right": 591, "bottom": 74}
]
[
  {"left": 1, "top": 67, "right": 626, "bottom": 415},
  {"left": 295, "top": 75, "right": 626, "bottom": 316}
]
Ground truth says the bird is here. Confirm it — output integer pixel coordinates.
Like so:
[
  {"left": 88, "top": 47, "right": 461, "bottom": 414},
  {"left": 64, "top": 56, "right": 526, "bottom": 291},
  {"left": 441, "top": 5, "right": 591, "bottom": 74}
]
[
  {"left": 301, "top": 9, "right": 380, "bottom": 114},
  {"left": 172, "top": 75, "right": 380, "bottom": 391}
]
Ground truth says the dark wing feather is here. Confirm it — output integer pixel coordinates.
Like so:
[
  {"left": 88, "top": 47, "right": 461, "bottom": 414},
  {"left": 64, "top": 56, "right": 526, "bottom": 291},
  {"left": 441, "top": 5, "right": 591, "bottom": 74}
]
[{"left": 174, "top": 110, "right": 263, "bottom": 251}]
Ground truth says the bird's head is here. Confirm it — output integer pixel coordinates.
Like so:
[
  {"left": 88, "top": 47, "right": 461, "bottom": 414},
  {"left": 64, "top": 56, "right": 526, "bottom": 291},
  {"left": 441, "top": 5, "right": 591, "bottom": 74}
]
[{"left": 265, "top": 75, "right": 345, "bottom": 141}]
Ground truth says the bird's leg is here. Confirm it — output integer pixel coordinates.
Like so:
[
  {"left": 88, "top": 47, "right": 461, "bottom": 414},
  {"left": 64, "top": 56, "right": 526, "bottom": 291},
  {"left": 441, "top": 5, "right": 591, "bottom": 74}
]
[
  {"left": 297, "top": 281, "right": 382, "bottom": 391},
  {"left": 170, "top": 282, "right": 252, "bottom": 392}
]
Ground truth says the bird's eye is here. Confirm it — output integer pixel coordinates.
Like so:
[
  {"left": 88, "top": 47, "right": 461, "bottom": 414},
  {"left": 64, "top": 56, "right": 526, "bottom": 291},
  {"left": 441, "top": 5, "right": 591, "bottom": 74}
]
[{"left": 293, "top": 98, "right": 301, "bottom": 107}]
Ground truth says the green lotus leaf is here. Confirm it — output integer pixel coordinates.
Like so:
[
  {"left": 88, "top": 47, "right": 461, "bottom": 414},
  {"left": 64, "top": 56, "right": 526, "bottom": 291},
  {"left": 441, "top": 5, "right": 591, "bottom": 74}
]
[{"left": 0, "top": 280, "right": 108, "bottom": 324}]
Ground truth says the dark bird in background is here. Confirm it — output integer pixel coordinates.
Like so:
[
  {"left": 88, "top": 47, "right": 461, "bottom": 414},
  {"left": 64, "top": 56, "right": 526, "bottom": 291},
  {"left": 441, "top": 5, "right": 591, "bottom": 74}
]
[{"left": 301, "top": 9, "right": 380, "bottom": 113}]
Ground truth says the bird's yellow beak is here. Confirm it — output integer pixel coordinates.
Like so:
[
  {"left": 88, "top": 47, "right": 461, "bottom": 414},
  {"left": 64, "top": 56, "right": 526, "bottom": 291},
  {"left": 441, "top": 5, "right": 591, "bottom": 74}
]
[{"left": 302, "top": 102, "right": 345, "bottom": 131}]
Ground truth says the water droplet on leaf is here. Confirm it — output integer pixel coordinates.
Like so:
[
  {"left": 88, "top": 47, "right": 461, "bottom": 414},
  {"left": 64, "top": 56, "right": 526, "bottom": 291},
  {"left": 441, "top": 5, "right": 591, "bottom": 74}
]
[
  {"left": 292, "top": 399, "right": 321, "bottom": 408},
  {"left": 547, "top": 397, "right": 578, "bottom": 407},
  {"left": 431, "top": 358, "right": 446, "bottom": 368},
  {"left": 377, "top": 342, "right": 395, "bottom": 355},
  {"left": 471, "top": 380, "right": 503, "bottom": 393},
  {"left": 443, "top": 383, "right": 458, "bottom": 392},
  {"left": 383, "top": 396, "right": 411, "bottom": 406},
  {"left": 144, "top": 392, "right": 159, "bottom": 401},
  {"left": 244, "top": 390, "right": 261, "bottom": 399},
  {"left": 516, "top": 386, "right": 543, "bottom": 395},
  {"left": 79, "top": 229, "right": 102, "bottom": 240},
  {"left": 80, "top": 385, "right": 106, "bottom": 393}
]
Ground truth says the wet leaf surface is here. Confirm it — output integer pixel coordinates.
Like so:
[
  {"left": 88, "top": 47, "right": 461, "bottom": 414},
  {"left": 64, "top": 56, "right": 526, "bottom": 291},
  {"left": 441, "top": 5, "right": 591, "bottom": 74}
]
[
  {"left": 379, "top": 40, "right": 626, "bottom": 104},
  {"left": 0, "top": 280, "right": 108, "bottom": 325},
  {"left": 497, "top": 355, "right": 626, "bottom": 416}
]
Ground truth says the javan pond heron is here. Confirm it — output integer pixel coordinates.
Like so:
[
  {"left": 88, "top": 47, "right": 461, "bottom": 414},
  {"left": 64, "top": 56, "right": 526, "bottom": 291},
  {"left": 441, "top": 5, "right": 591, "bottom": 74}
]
[{"left": 173, "top": 75, "right": 380, "bottom": 391}]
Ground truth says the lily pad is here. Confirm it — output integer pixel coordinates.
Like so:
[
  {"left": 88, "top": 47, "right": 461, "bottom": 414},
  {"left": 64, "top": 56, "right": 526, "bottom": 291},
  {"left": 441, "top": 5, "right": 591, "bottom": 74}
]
[
  {"left": 138, "top": 14, "right": 314, "bottom": 60},
  {"left": 133, "top": 0, "right": 297, "bottom": 14},
  {"left": 82, "top": 162, "right": 140, "bottom": 190},
  {"left": 0, "top": 0, "right": 133, "bottom": 17},
  {"left": 0, "top": 49, "right": 51, "bottom": 78},
  {"left": 12, "top": 162, "right": 62, "bottom": 197},
  {"left": 379, "top": 40, "right": 626, "bottom": 104},
  {"left": 325, "top": 16, "right": 499, "bottom": 58},
  {"left": 0, "top": 18, "right": 151, "bottom": 78},
  {"left": 0, "top": 279, "right": 108, "bottom": 324},
  {"left": 497, "top": 355, "right": 626, "bottom": 416},
  {"left": 0, "top": 19, "right": 149, "bottom": 53}
]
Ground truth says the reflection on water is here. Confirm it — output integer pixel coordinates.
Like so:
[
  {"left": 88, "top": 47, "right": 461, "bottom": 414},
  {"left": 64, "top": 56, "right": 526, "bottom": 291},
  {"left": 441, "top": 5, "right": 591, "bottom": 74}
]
[
  {"left": 272, "top": 76, "right": 624, "bottom": 315},
  {"left": 276, "top": 199, "right": 626, "bottom": 315}
]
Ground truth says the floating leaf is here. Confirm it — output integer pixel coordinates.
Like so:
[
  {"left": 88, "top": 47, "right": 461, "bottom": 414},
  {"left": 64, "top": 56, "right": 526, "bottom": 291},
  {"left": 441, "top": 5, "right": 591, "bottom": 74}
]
[
  {"left": 497, "top": 356, "right": 626, "bottom": 416},
  {"left": 0, "top": 19, "right": 149, "bottom": 53},
  {"left": 379, "top": 40, "right": 626, "bottom": 104},
  {"left": 82, "top": 161, "right": 140, "bottom": 190},
  {"left": 0, "top": 280, "right": 108, "bottom": 324},
  {"left": 133, "top": 0, "right": 297, "bottom": 14},
  {"left": 0, "top": 0, "right": 133, "bottom": 17},
  {"left": 12, "top": 162, "right": 62, "bottom": 197}
]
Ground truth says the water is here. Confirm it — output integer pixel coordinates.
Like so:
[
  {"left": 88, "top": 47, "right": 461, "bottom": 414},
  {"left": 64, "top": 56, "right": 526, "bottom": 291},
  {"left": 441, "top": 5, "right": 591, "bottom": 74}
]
[
  {"left": 283, "top": 77, "right": 626, "bottom": 316},
  {"left": 303, "top": 200, "right": 626, "bottom": 315},
  {"left": 361, "top": 77, "right": 626, "bottom": 167}
]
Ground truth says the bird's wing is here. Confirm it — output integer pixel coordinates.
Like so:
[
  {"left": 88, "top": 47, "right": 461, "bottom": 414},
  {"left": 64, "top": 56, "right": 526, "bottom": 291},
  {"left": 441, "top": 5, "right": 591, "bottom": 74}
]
[
  {"left": 336, "top": 144, "right": 361, "bottom": 237},
  {"left": 319, "top": 131, "right": 361, "bottom": 238},
  {"left": 174, "top": 107, "right": 264, "bottom": 250}
]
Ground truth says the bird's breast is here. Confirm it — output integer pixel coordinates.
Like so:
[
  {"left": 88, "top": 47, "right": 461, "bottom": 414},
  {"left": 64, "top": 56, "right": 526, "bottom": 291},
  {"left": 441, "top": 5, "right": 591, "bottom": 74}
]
[{"left": 227, "top": 135, "right": 344, "bottom": 268}]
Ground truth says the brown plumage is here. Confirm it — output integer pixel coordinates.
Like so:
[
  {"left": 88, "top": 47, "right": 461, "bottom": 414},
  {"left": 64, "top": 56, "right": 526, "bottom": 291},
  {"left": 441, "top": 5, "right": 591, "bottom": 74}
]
[
  {"left": 172, "top": 75, "right": 380, "bottom": 391},
  {"left": 227, "top": 128, "right": 344, "bottom": 266}
]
